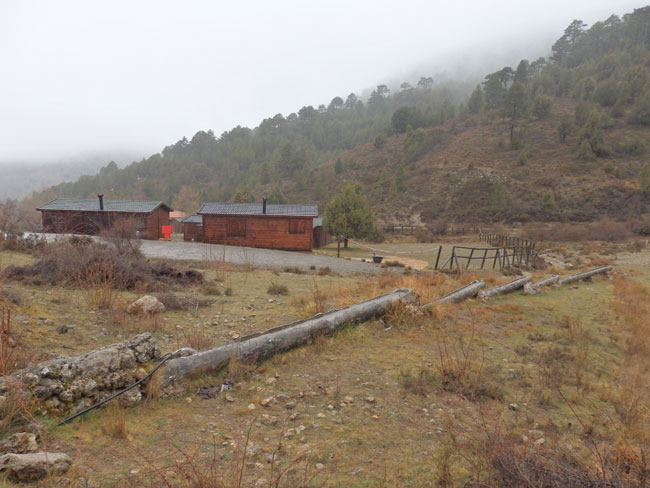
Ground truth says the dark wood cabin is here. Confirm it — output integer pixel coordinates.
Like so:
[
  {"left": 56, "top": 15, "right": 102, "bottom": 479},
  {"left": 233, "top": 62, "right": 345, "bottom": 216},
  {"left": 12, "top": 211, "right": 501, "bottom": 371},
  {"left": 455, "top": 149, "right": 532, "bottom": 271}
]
[
  {"left": 170, "top": 211, "right": 188, "bottom": 233},
  {"left": 183, "top": 215, "right": 203, "bottom": 242},
  {"left": 198, "top": 200, "right": 317, "bottom": 251},
  {"left": 312, "top": 217, "right": 331, "bottom": 249},
  {"left": 37, "top": 196, "right": 171, "bottom": 240}
]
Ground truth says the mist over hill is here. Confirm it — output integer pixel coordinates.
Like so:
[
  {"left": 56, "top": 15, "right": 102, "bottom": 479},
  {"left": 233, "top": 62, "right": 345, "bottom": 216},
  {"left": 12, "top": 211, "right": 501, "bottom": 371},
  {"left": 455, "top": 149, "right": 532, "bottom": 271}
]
[{"left": 20, "top": 6, "right": 650, "bottom": 229}]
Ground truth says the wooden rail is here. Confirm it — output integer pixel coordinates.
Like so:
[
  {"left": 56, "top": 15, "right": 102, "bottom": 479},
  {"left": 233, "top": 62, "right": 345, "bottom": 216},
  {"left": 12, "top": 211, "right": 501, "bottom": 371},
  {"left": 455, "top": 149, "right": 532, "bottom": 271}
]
[
  {"left": 479, "top": 232, "right": 536, "bottom": 251},
  {"left": 437, "top": 245, "right": 533, "bottom": 271}
]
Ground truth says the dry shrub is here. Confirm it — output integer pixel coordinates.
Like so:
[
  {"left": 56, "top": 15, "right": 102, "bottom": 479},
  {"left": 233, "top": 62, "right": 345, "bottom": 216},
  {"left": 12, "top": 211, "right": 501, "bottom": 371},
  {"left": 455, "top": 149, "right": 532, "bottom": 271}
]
[
  {"left": 178, "top": 327, "right": 213, "bottom": 351},
  {"left": 145, "top": 370, "right": 161, "bottom": 401},
  {"left": 611, "top": 277, "right": 650, "bottom": 358},
  {"left": 101, "top": 405, "right": 129, "bottom": 439},
  {"left": 225, "top": 353, "right": 256, "bottom": 384},
  {"left": 134, "top": 422, "right": 316, "bottom": 488},
  {"left": 267, "top": 281, "right": 288, "bottom": 296},
  {"left": 434, "top": 320, "right": 503, "bottom": 401},
  {"left": 0, "top": 378, "right": 38, "bottom": 438},
  {"left": 316, "top": 266, "right": 331, "bottom": 276},
  {"left": 155, "top": 292, "right": 214, "bottom": 311},
  {"left": 383, "top": 302, "right": 422, "bottom": 330},
  {"left": 2, "top": 238, "right": 203, "bottom": 296},
  {"left": 399, "top": 367, "right": 438, "bottom": 396},
  {"left": 524, "top": 219, "right": 633, "bottom": 242}
]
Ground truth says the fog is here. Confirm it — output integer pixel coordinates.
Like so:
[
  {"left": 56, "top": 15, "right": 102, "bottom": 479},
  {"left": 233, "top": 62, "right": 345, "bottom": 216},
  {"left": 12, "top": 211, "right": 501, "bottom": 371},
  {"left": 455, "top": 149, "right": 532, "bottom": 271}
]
[{"left": 0, "top": 0, "right": 642, "bottom": 165}]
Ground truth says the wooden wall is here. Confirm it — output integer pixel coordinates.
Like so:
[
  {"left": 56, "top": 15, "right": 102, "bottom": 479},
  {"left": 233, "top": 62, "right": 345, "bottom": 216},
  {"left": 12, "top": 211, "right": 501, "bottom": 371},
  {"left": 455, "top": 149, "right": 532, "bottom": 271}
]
[
  {"left": 183, "top": 223, "right": 203, "bottom": 242},
  {"left": 40, "top": 208, "right": 170, "bottom": 240},
  {"left": 202, "top": 215, "right": 313, "bottom": 251}
]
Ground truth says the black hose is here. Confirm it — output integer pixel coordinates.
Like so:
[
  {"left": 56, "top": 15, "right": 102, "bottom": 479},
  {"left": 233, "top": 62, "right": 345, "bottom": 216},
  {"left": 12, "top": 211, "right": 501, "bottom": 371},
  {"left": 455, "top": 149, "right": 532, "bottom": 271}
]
[{"left": 56, "top": 353, "right": 172, "bottom": 426}]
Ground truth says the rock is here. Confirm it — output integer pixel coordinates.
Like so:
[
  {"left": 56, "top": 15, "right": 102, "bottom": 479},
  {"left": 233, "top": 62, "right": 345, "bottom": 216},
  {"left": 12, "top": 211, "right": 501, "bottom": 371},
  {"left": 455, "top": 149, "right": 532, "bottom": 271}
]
[
  {"left": 315, "top": 463, "right": 325, "bottom": 470},
  {"left": 265, "top": 377, "right": 276, "bottom": 385},
  {"left": 127, "top": 296, "right": 165, "bottom": 315},
  {"left": 0, "top": 433, "right": 38, "bottom": 454},
  {"left": 260, "top": 414, "right": 278, "bottom": 426},
  {"left": 534, "top": 438, "right": 546, "bottom": 445},
  {"left": 0, "top": 333, "right": 159, "bottom": 414},
  {"left": 225, "top": 394, "right": 235, "bottom": 402},
  {"left": 522, "top": 283, "right": 538, "bottom": 296},
  {"left": 0, "top": 452, "right": 72, "bottom": 482},
  {"left": 508, "top": 403, "right": 519, "bottom": 411},
  {"left": 260, "top": 396, "right": 274, "bottom": 407},
  {"left": 56, "top": 325, "right": 69, "bottom": 334},
  {"left": 247, "top": 403, "right": 256, "bottom": 410},
  {"left": 364, "top": 396, "right": 375, "bottom": 404},
  {"left": 119, "top": 388, "right": 142, "bottom": 408},
  {"left": 284, "top": 401, "right": 296, "bottom": 409}
]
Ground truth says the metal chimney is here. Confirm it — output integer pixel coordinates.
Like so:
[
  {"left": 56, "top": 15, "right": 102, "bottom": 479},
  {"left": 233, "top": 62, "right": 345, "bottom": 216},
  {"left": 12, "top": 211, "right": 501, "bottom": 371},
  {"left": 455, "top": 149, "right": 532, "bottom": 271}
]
[
  {"left": 98, "top": 194, "right": 104, "bottom": 210},
  {"left": 262, "top": 197, "right": 267, "bottom": 214}
]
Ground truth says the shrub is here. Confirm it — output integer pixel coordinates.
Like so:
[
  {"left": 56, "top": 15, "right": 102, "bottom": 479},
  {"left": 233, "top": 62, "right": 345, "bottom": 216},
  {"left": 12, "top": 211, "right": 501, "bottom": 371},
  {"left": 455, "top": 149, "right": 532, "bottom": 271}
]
[
  {"left": 1, "top": 238, "right": 203, "bottom": 293},
  {"left": 283, "top": 266, "right": 305, "bottom": 275},
  {"left": 267, "top": 281, "right": 288, "bottom": 296}
]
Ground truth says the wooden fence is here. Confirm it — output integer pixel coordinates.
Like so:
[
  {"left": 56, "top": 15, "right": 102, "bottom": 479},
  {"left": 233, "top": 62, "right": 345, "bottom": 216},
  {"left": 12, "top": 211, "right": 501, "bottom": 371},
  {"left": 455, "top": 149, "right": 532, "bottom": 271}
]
[
  {"left": 437, "top": 245, "right": 534, "bottom": 271},
  {"left": 479, "top": 232, "right": 536, "bottom": 251}
]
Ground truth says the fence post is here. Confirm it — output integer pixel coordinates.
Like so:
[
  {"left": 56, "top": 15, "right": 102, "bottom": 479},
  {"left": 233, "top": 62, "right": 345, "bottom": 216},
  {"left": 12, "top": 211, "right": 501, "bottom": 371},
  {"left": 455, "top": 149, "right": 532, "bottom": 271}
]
[{"left": 434, "top": 246, "right": 442, "bottom": 271}]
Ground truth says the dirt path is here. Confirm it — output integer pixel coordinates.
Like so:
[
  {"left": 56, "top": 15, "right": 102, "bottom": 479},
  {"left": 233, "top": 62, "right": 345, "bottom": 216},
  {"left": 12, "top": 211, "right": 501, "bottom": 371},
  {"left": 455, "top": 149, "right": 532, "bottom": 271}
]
[{"left": 139, "top": 240, "right": 383, "bottom": 274}]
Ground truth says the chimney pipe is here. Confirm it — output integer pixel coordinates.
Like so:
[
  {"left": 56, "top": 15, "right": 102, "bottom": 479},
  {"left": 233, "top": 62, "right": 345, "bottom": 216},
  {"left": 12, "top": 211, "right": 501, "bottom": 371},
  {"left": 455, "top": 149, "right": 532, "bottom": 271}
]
[
  {"left": 262, "top": 197, "right": 267, "bottom": 215},
  {"left": 98, "top": 194, "right": 104, "bottom": 211}
]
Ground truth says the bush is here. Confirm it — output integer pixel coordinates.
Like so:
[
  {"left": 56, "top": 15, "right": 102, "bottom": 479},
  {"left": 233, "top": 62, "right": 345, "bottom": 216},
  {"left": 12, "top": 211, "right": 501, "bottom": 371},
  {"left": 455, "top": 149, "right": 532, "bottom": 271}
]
[
  {"left": 267, "top": 281, "right": 288, "bottom": 296},
  {"left": 1, "top": 238, "right": 203, "bottom": 292}
]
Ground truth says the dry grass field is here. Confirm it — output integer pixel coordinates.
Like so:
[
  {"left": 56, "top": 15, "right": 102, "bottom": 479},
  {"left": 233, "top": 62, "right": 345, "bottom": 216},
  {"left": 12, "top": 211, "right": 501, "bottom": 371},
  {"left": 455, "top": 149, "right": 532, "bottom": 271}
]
[{"left": 1, "top": 238, "right": 649, "bottom": 487}]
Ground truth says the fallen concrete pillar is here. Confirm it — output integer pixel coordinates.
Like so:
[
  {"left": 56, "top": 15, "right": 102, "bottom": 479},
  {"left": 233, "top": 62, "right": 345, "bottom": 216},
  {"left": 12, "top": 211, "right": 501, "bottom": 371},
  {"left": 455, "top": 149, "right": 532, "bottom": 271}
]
[
  {"left": 479, "top": 276, "right": 531, "bottom": 299},
  {"left": 532, "top": 274, "right": 560, "bottom": 288},
  {"left": 422, "top": 280, "right": 485, "bottom": 309},
  {"left": 557, "top": 266, "right": 612, "bottom": 286},
  {"left": 161, "top": 289, "right": 418, "bottom": 386}
]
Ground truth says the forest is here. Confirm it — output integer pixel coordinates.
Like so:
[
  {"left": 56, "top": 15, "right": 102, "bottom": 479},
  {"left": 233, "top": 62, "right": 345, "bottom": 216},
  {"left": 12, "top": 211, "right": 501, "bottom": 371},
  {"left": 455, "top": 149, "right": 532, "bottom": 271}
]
[{"left": 20, "top": 6, "right": 650, "bottom": 226}]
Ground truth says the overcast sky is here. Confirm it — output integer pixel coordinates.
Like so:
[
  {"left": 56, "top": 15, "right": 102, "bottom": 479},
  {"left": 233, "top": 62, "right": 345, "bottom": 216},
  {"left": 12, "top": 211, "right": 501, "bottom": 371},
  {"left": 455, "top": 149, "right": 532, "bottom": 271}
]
[{"left": 0, "top": 0, "right": 642, "bottom": 165}]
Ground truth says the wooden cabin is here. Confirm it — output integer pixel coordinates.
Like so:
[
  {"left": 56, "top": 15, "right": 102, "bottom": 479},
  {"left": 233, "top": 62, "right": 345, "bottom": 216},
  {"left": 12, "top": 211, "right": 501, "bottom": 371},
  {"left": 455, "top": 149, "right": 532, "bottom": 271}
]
[
  {"left": 183, "top": 215, "right": 203, "bottom": 242},
  {"left": 170, "top": 211, "right": 188, "bottom": 233},
  {"left": 37, "top": 195, "right": 171, "bottom": 240},
  {"left": 198, "top": 199, "right": 317, "bottom": 251},
  {"left": 312, "top": 217, "right": 331, "bottom": 249}
]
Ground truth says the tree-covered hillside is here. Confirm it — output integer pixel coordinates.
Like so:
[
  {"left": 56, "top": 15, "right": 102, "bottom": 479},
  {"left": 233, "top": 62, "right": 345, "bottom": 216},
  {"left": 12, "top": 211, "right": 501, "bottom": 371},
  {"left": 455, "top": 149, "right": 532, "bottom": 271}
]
[{"left": 23, "top": 6, "right": 650, "bottom": 227}]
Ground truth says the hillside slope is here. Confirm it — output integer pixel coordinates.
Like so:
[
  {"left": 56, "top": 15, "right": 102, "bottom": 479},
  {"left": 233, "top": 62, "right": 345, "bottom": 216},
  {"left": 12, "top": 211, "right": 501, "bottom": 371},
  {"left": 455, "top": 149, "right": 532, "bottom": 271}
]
[{"left": 18, "top": 6, "right": 650, "bottom": 229}]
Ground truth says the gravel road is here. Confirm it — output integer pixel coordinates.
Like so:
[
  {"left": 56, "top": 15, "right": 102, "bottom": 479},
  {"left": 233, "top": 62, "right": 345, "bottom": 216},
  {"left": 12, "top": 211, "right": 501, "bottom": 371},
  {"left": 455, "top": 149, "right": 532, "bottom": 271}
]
[{"left": 139, "top": 240, "right": 382, "bottom": 274}]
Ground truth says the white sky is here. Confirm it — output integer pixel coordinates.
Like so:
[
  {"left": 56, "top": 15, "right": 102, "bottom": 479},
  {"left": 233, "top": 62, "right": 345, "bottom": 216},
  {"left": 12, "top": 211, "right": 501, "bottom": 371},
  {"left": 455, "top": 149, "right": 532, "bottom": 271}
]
[{"left": 0, "top": 0, "right": 642, "bottom": 164}]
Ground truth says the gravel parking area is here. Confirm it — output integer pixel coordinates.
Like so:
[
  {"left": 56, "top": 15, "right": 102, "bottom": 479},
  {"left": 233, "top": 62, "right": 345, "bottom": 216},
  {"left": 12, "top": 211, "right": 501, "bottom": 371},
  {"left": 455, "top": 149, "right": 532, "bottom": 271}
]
[{"left": 139, "top": 240, "right": 382, "bottom": 274}]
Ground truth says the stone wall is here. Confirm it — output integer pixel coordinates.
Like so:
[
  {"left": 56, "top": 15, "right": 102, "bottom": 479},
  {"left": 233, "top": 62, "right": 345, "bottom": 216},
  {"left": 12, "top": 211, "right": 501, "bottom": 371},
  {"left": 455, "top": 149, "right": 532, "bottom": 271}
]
[{"left": 0, "top": 333, "right": 160, "bottom": 414}]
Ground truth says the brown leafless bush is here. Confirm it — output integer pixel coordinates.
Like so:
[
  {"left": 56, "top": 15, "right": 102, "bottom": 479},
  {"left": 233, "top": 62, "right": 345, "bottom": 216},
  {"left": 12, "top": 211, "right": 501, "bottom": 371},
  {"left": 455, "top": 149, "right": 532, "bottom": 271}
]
[
  {"left": 1, "top": 239, "right": 203, "bottom": 294},
  {"left": 524, "top": 219, "right": 633, "bottom": 242}
]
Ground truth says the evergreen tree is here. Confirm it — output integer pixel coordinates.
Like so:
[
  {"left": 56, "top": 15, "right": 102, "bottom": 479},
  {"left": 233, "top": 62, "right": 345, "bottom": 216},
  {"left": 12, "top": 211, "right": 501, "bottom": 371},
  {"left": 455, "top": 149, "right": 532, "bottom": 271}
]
[{"left": 323, "top": 183, "right": 375, "bottom": 241}]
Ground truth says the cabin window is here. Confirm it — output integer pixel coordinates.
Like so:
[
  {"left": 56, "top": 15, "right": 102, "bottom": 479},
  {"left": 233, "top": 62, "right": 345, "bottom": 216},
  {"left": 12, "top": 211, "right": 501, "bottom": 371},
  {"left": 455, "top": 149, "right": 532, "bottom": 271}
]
[
  {"left": 227, "top": 218, "right": 246, "bottom": 237},
  {"left": 288, "top": 219, "right": 306, "bottom": 234}
]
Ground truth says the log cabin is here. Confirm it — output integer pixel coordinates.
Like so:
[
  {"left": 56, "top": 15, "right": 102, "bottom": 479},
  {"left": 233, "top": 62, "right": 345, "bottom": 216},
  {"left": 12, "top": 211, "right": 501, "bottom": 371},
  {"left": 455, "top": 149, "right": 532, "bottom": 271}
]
[
  {"left": 198, "top": 199, "right": 317, "bottom": 251},
  {"left": 37, "top": 195, "right": 171, "bottom": 240},
  {"left": 182, "top": 214, "right": 203, "bottom": 242}
]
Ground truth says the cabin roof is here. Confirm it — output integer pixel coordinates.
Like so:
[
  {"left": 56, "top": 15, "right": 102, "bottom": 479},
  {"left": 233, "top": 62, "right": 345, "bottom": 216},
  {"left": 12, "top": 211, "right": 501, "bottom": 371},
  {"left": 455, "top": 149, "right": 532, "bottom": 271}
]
[
  {"left": 182, "top": 214, "right": 203, "bottom": 225},
  {"left": 37, "top": 199, "right": 170, "bottom": 213},
  {"left": 198, "top": 202, "right": 318, "bottom": 217}
]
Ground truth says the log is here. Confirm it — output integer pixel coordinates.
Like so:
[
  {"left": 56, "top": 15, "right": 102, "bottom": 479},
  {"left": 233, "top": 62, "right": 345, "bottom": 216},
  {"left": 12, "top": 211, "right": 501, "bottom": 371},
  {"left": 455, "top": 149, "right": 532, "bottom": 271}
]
[
  {"left": 532, "top": 274, "right": 560, "bottom": 288},
  {"left": 422, "top": 280, "right": 485, "bottom": 309},
  {"left": 160, "top": 289, "right": 417, "bottom": 385},
  {"left": 479, "top": 276, "right": 531, "bottom": 299},
  {"left": 557, "top": 266, "right": 612, "bottom": 286}
]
